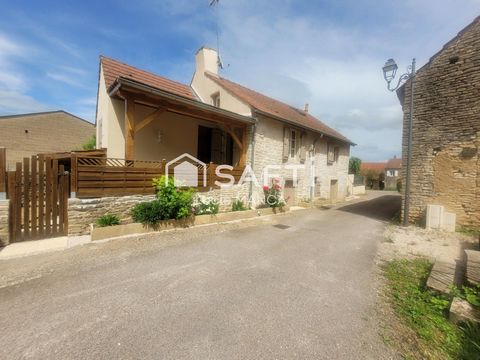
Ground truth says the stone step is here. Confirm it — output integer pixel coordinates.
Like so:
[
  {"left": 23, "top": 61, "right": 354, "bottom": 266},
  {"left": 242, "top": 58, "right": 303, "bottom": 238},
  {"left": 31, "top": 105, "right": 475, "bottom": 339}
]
[
  {"left": 449, "top": 297, "right": 480, "bottom": 325},
  {"left": 426, "top": 260, "right": 465, "bottom": 294},
  {"left": 465, "top": 249, "right": 480, "bottom": 286}
]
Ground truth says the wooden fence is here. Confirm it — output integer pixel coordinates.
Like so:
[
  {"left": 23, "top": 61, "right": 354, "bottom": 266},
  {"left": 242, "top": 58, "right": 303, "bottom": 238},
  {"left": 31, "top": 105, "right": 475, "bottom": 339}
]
[
  {"left": 7, "top": 155, "right": 69, "bottom": 242},
  {"left": 73, "top": 156, "right": 245, "bottom": 198}
]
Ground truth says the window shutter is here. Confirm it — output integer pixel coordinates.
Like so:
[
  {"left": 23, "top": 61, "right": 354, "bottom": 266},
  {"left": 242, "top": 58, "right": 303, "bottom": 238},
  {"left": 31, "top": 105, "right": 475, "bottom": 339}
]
[
  {"left": 283, "top": 127, "right": 289, "bottom": 162},
  {"left": 299, "top": 132, "right": 306, "bottom": 163}
]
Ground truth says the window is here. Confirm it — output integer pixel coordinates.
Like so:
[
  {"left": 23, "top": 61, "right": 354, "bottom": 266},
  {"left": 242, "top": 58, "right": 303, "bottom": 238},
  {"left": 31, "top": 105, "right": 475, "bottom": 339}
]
[
  {"left": 290, "top": 129, "right": 297, "bottom": 158},
  {"left": 211, "top": 92, "right": 220, "bottom": 108},
  {"left": 327, "top": 144, "right": 340, "bottom": 164}
]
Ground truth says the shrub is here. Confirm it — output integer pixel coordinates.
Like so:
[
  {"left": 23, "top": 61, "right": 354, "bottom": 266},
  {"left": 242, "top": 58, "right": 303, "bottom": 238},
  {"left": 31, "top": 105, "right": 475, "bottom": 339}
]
[
  {"left": 131, "top": 176, "right": 195, "bottom": 226},
  {"left": 263, "top": 179, "right": 285, "bottom": 208},
  {"left": 82, "top": 135, "right": 96, "bottom": 150},
  {"left": 96, "top": 214, "right": 120, "bottom": 227},
  {"left": 194, "top": 198, "right": 219, "bottom": 215},
  {"left": 232, "top": 199, "right": 248, "bottom": 212},
  {"left": 396, "top": 178, "right": 402, "bottom": 193}
]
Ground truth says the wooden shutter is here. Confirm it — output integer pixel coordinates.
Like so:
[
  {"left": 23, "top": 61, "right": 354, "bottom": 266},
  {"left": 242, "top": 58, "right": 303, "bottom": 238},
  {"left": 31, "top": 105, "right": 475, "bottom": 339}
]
[
  {"left": 299, "top": 132, "right": 306, "bottom": 163},
  {"left": 283, "top": 127, "right": 290, "bottom": 162}
]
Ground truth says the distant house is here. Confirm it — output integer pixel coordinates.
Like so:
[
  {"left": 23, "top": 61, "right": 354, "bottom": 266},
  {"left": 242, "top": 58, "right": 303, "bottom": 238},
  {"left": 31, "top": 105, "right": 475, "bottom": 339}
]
[
  {"left": 95, "top": 47, "right": 354, "bottom": 205},
  {"left": 360, "top": 162, "right": 385, "bottom": 190},
  {"left": 0, "top": 111, "right": 95, "bottom": 169},
  {"left": 397, "top": 16, "right": 480, "bottom": 227},
  {"left": 385, "top": 156, "right": 402, "bottom": 190}
]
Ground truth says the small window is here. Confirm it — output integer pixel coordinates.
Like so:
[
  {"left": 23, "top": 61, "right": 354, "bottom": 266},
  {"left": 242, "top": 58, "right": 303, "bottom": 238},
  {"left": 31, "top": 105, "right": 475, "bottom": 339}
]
[
  {"left": 211, "top": 92, "right": 220, "bottom": 107},
  {"left": 290, "top": 129, "right": 297, "bottom": 158},
  {"left": 327, "top": 144, "right": 339, "bottom": 164}
]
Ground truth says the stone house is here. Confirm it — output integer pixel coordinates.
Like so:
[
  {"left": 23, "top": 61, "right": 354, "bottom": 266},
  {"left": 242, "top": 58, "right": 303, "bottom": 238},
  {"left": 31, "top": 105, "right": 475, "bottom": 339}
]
[
  {"left": 95, "top": 47, "right": 353, "bottom": 207},
  {"left": 397, "top": 16, "right": 480, "bottom": 228},
  {"left": 385, "top": 156, "right": 401, "bottom": 191},
  {"left": 0, "top": 111, "right": 95, "bottom": 169}
]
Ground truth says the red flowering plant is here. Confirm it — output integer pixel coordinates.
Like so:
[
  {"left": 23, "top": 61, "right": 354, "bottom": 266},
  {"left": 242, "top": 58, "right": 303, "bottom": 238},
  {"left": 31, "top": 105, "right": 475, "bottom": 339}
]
[{"left": 263, "top": 178, "right": 285, "bottom": 208}]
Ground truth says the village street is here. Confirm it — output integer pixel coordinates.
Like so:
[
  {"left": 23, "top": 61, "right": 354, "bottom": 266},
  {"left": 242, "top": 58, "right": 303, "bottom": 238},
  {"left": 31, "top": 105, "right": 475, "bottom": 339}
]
[{"left": 0, "top": 192, "right": 401, "bottom": 359}]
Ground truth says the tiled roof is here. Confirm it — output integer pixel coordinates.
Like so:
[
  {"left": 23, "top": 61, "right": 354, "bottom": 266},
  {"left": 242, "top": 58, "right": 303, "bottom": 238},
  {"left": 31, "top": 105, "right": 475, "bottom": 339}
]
[
  {"left": 205, "top": 73, "right": 353, "bottom": 144},
  {"left": 361, "top": 162, "right": 386, "bottom": 172},
  {"left": 100, "top": 56, "right": 196, "bottom": 100},
  {"left": 386, "top": 157, "right": 402, "bottom": 169}
]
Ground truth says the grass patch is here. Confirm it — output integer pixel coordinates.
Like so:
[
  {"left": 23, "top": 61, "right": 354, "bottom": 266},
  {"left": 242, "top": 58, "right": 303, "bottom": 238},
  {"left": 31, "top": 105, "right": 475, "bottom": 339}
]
[
  {"left": 457, "top": 226, "right": 480, "bottom": 238},
  {"left": 384, "top": 259, "right": 480, "bottom": 359}
]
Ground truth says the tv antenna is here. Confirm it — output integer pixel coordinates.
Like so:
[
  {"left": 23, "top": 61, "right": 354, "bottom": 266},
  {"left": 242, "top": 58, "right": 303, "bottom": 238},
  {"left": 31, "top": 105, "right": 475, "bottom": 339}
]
[{"left": 209, "top": 0, "right": 224, "bottom": 69}]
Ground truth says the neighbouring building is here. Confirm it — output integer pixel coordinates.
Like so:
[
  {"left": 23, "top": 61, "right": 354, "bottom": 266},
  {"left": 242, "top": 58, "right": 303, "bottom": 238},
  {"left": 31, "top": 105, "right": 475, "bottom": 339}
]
[
  {"left": 0, "top": 111, "right": 95, "bottom": 169},
  {"left": 397, "top": 16, "right": 480, "bottom": 228},
  {"left": 360, "top": 162, "right": 385, "bottom": 190},
  {"left": 95, "top": 47, "right": 354, "bottom": 207},
  {"left": 385, "top": 156, "right": 402, "bottom": 191}
]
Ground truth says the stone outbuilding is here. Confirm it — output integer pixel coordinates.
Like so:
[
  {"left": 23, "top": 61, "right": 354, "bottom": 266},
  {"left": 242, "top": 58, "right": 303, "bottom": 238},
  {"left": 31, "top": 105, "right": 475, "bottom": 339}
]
[{"left": 397, "top": 16, "right": 480, "bottom": 228}]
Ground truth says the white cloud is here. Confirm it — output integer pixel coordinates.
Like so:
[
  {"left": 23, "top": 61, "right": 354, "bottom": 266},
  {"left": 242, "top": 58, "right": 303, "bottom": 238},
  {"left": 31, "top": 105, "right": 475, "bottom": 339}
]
[{"left": 0, "top": 90, "right": 49, "bottom": 114}]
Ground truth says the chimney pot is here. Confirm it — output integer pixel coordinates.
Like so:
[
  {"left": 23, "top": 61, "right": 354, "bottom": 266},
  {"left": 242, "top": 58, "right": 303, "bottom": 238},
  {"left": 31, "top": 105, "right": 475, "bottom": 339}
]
[{"left": 304, "top": 103, "right": 309, "bottom": 113}]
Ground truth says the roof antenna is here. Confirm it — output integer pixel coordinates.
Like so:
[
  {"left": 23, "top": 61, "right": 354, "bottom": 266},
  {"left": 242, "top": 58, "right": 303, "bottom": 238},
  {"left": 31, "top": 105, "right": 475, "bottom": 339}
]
[{"left": 209, "top": 0, "right": 224, "bottom": 69}]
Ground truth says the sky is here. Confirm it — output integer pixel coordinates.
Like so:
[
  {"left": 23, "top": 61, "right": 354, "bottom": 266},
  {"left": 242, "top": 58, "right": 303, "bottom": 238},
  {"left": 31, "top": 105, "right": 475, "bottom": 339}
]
[{"left": 0, "top": 0, "right": 479, "bottom": 161}]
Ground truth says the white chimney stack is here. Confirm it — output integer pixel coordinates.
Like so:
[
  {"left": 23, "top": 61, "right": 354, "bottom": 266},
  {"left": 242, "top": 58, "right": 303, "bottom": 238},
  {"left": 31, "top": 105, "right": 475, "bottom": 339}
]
[
  {"left": 304, "top": 103, "right": 309, "bottom": 113},
  {"left": 195, "top": 47, "right": 219, "bottom": 76}
]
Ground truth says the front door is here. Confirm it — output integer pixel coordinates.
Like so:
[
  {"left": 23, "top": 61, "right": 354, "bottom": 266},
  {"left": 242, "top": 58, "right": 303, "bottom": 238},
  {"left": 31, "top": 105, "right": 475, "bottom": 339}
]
[{"left": 330, "top": 179, "right": 338, "bottom": 202}]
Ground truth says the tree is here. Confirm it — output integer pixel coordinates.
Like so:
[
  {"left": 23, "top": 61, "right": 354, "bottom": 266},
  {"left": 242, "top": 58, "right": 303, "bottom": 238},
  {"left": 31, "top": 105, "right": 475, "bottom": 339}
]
[
  {"left": 82, "top": 135, "right": 96, "bottom": 150},
  {"left": 349, "top": 156, "right": 362, "bottom": 175}
]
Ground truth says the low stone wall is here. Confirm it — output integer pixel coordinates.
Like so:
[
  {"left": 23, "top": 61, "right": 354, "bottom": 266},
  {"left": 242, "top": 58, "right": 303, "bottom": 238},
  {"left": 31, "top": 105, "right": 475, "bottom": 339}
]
[
  {"left": 68, "top": 195, "right": 156, "bottom": 235},
  {"left": 0, "top": 200, "right": 9, "bottom": 247}
]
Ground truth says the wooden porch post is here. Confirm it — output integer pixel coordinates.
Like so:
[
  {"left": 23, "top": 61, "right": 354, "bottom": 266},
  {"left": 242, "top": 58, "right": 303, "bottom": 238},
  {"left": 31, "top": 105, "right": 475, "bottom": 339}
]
[
  {"left": 125, "top": 96, "right": 136, "bottom": 160},
  {"left": 239, "top": 126, "right": 248, "bottom": 167},
  {"left": 0, "top": 147, "right": 6, "bottom": 199}
]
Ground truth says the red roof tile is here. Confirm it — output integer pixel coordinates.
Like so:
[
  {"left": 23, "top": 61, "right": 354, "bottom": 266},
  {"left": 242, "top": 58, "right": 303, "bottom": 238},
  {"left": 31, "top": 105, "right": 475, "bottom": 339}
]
[
  {"left": 386, "top": 157, "right": 402, "bottom": 169},
  {"left": 205, "top": 73, "right": 353, "bottom": 144},
  {"left": 100, "top": 56, "right": 196, "bottom": 100},
  {"left": 361, "top": 162, "right": 386, "bottom": 172}
]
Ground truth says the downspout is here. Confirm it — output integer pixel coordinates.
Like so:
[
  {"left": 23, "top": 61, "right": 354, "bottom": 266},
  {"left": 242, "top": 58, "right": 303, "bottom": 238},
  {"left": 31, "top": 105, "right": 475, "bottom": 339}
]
[{"left": 248, "top": 116, "right": 258, "bottom": 208}]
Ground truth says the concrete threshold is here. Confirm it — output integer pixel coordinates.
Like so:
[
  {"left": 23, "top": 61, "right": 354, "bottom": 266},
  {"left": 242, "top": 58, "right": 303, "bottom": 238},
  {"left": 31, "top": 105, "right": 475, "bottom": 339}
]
[{"left": 0, "top": 235, "right": 91, "bottom": 260}]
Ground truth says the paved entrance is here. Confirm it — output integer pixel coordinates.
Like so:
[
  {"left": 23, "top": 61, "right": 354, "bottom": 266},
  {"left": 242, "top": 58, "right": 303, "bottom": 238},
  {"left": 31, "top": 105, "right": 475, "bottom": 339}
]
[{"left": 0, "top": 192, "right": 401, "bottom": 359}]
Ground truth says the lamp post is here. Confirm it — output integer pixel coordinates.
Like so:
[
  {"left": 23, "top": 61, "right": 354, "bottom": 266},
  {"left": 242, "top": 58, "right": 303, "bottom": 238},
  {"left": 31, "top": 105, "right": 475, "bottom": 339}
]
[{"left": 382, "top": 58, "right": 416, "bottom": 227}]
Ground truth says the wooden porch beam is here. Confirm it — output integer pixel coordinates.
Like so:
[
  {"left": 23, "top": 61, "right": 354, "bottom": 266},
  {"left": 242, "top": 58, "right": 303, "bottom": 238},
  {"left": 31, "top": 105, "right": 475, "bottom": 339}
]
[
  {"left": 135, "top": 107, "right": 165, "bottom": 134},
  {"left": 223, "top": 125, "right": 243, "bottom": 150},
  {"left": 125, "top": 95, "right": 135, "bottom": 160},
  {"left": 239, "top": 126, "right": 248, "bottom": 166}
]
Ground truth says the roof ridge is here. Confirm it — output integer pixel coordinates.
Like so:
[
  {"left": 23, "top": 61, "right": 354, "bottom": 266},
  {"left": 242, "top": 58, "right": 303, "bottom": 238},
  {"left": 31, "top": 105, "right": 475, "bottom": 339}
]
[
  {"left": 206, "top": 72, "right": 307, "bottom": 115},
  {"left": 100, "top": 55, "right": 190, "bottom": 90}
]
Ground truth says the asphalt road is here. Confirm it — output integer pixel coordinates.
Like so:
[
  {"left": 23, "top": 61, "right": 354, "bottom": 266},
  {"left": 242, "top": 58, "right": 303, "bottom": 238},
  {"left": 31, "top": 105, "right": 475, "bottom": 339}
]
[{"left": 0, "top": 191, "right": 401, "bottom": 359}]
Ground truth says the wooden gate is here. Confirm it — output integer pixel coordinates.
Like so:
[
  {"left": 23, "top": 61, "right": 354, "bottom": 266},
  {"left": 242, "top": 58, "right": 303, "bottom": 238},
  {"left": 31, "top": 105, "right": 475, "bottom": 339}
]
[{"left": 6, "top": 155, "right": 69, "bottom": 242}]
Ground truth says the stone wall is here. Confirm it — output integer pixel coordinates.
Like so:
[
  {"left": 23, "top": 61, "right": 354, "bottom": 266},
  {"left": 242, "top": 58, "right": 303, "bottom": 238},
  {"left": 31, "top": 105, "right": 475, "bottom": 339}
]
[
  {"left": 400, "top": 18, "right": 480, "bottom": 228},
  {"left": 68, "top": 195, "right": 156, "bottom": 235},
  {"left": 0, "top": 200, "right": 9, "bottom": 247}
]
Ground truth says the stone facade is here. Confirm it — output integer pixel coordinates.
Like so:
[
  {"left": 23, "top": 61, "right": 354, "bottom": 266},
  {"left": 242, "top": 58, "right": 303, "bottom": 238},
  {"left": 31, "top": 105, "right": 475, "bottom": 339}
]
[
  {"left": 399, "top": 17, "right": 480, "bottom": 228},
  {"left": 0, "top": 200, "right": 9, "bottom": 247}
]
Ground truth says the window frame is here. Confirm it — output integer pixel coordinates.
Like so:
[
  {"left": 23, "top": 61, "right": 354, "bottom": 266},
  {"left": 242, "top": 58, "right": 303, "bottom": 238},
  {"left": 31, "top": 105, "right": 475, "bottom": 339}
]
[
  {"left": 289, "top": 129, "right": 297, "bottom": 158},
  {"left": 211, "top": 92, "right": 220, "bottom": 108}
]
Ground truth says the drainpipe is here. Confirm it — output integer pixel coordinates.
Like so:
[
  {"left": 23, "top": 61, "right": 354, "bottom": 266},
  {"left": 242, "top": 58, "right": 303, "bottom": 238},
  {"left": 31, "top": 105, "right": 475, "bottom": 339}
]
[{"left": 248, "top": 119, "right": 257, "bottom": 208}]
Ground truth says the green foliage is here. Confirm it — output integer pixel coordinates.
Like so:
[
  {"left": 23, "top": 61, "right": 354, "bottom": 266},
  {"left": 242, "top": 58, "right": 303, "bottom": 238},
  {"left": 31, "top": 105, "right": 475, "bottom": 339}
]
[
  {"left": 96, "top": 214, "right": 120, "bottom": 227},
  {"left": 384, "top": 258, "right": 480, "bottom": 359},
  {"left": 396, "top": 179, "right": 402, "bottom": 193},
  {"left": 194, "top": 198, "right": 219, "bottom": 215},
  {"left": 263, "top": 179, "right": 285, "bottom": 208},
  {"left": 82, "top": 135, "right": 96, "bottom": 150},
  {"left": 131, "top": 176, "right": 195, "bottom": 226},
  {"left": 232, "top": 199, "right": 248, "bottom": 212},
  {"left": 348, "top": 156, "right": 362, "bottom": 175},
  {"left": 457, "top": 226, "right": 480, "bottom": 238},
  {"left": 463, "top": 286, "right": 480, "bottom": 308}
]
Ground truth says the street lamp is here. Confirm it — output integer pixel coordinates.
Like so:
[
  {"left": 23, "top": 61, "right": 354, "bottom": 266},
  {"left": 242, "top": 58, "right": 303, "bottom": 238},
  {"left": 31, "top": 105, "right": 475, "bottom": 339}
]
[{"left": 382, "top": 58, "right": 416, "bottom": 227}]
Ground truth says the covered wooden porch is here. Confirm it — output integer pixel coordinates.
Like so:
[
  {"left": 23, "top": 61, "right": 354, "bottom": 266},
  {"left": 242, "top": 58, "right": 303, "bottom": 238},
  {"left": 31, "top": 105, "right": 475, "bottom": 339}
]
[{"left": 109, "top": 76, "right": 254, "bottom": 168}]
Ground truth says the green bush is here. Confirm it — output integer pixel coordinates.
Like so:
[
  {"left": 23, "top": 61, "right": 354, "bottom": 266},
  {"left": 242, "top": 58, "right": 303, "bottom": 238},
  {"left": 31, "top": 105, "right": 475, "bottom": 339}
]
[
  {"left": 232, "top": 199, "right": 248, "bottom": 212},
  {"left": 131, "top": 176, "right": 195, "bottom": 226},
  {"left": 82, "top": 135, "right": 96, "bottom": 150},
  {"left": 194, "top": 198, "right": 219, "bottom": 215},
  {"left": 96, "top": 214, "right": 120, "bottom": 227}
]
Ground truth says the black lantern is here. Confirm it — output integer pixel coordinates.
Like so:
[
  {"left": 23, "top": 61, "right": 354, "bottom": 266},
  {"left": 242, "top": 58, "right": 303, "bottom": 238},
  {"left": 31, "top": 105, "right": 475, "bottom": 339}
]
[{"left": 382, "top": 58, "right": 398, "bottom": 83}]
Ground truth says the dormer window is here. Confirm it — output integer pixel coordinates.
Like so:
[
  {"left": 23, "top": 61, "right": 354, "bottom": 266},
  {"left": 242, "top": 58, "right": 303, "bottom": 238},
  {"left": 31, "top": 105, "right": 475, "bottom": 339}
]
[{"left": 211, "top": 92, "right": 220, "bottom": 108}]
